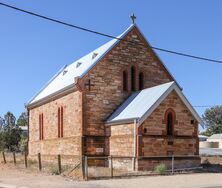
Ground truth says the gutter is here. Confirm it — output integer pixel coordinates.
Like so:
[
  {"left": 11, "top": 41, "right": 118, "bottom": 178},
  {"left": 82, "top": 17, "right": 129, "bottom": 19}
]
[
  {"left": 26, "top": 84, "right": 76, "bottom": 109},
  {"left": 133, "top": 118, "right": 139, "bottom": 171},
  {"left": 133, "top": 119, "right": 137, "bottom": 158}
]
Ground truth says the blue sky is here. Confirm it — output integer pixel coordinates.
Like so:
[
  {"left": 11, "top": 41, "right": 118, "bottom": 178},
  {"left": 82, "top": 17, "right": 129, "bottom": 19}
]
[{"left": 0, "top": 0, "right": 221, "bottom": 126}]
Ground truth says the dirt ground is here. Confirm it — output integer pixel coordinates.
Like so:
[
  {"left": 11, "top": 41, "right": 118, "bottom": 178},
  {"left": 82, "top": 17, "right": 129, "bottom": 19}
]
[
  {"left": 0, "top": 164, "right": 222, "bottom": 188},
  {"left": 0, "top": 156, "right": 222, "bottom": 188}
]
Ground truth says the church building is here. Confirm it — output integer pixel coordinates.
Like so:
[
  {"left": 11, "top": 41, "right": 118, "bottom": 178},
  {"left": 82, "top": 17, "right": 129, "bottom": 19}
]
[{"left": 26, "top": 23, "right": 202, "bottom": 170}]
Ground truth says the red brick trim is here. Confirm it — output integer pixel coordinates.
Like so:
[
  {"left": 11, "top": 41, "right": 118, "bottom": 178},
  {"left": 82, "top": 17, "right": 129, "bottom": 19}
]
[
  {"left": 39, "top": 114, "right": 41, "bottom": 140},
  {"left": 39, "top": 113, "right": 44, "bottom": 140},
  {"left": 61, "top": 106, "right": 64, "bottom": 138},
  {"left": 58, "top": 107, "right": 60, "bottom": 138},
  {"left": 163, "top": 108, "right": 176, "bottom": 136},
  {"left": 42, "top": 113, "right": 44, "bottom": 140}
]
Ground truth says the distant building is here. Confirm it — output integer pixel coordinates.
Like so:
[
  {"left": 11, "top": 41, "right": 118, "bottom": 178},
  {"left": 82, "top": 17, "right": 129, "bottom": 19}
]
[
  {"left": 207, "top": 134, "right": 222, "bottom": 148},
  {"left": 19, "top": 126, "right": 28, "bottom": 137}
]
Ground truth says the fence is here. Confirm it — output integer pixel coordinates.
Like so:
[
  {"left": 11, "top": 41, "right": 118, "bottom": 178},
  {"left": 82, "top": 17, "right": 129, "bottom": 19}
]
[
  {"left": 83, "top": 155, "right": 201, "bottom": 180},
  {"left": 0, "top": 152, "right": 201, "bottom": 180},
  {"left": 0, "top": 152, "right": 81, "bottom": 176}
]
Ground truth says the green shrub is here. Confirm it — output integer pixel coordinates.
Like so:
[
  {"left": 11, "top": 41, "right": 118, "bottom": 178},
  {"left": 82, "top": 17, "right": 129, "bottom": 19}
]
[
  {"left": 154, "top": 163, "right": 167, "bottom": 175},
  {"left": 50, "top": 165, "right": 61, "bottom": 175}
]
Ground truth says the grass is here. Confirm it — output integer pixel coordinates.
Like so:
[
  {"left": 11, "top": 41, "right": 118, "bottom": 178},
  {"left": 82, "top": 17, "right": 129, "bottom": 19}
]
[{"left": 154, "top": 163, "right": 167, "bottom": 175}]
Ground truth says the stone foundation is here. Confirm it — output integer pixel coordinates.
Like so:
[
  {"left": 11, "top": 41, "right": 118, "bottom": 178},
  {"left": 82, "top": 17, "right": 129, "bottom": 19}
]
[
  {"left": 112, "top": 158, "right": 134, "bottom": 171},
  {"left": 137, "top": 156, "right": 201, "bottom": 171}
]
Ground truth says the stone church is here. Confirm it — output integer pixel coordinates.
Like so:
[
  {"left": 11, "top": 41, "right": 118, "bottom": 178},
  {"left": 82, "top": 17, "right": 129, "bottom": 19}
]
[{"left": 26, "top": 23, "right": 202, "bottom": 170}]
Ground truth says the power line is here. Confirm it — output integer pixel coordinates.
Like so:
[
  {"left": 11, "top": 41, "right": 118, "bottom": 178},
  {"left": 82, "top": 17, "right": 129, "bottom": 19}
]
[
  {"left": 193, "top": 105, "right": 222, "bottom": 108},
  {"left": 1, "top": 2, "right": 222, "bottom": 64}
]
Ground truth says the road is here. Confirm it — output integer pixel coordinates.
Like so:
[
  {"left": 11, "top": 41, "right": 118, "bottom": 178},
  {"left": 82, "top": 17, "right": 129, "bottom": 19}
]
[
  {"left": 200, "top": 148, "right": 222, "bottom": 156},
  {"left": 0, "top": 165, "right": 222, "bottom": 188}
]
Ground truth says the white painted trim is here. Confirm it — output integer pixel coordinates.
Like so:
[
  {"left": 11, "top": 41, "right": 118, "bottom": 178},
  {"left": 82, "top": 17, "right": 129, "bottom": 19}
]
[
  {"left": 27, "top": 65, "right": 68, "bottom": 105},
  {"left": 133, "top": 119, "right": 137, "bottom": 157},
  {"left": 26, "top": 84, "right": 76, "bottom": 109}
]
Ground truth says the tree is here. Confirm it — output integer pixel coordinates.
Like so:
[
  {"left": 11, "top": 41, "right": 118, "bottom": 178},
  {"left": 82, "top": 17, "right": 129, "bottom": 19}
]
[
  {"left": 4, "top": 111, "right": 16, "bottom": 128},
  {"left": 17, "top": 112, "right": 28, "bottom": 127},
  {"left": 202, "top": 106, "right": 222, "bottom": 136},
  {"left": 0, "top": 116, "right": 4, "bottom": 130},
  {"left": 0, "top": 112, "right": 22, "bottom": 151}
]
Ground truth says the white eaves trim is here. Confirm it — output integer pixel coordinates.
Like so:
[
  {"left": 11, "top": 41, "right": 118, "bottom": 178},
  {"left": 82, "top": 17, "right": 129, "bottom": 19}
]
[{"left": 139, "top": 82, "right": 203, "bottom": 126}]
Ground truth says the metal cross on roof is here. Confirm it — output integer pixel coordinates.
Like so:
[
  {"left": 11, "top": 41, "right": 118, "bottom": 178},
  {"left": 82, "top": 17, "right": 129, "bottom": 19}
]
[{"left": 130, "top": 13, "right": 136, "bottom": 24}]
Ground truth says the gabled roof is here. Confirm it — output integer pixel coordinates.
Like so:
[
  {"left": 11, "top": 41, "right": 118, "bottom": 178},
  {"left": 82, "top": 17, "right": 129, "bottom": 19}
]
[
  {"left": 106, "top": 82, "right": 203, "bottom": 126},
  {"left": 27, "top": 24, "right": 179, "bottom": 106},
  {"left": 27, "top": 24, "right": 135, "bottom": 105}
]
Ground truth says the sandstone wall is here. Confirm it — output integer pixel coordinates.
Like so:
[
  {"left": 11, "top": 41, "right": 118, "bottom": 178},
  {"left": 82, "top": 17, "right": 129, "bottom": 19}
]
[
  {"left": 140, "top": 91, "right": 199, "bottom": 156},
  {"left": 82, "top": 26, "right": 172, "bottom": 138},
  {"left": 137, "top": 157, "right": 200, "bottom": 171},
  {"left": 110, "top": 123, "right": 135, "bottom": 157},
  {"left": 28, "top": 91, "right": 83, "bottom": 156}
]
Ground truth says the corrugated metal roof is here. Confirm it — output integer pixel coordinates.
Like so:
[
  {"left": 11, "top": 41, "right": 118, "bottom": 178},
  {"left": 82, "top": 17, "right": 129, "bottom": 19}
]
[
  {"left": 208, "top": 134, "right": 222, "bottom": 139},
  {"left": 27, "top": 24, "right": 181, "bottom": 106},
  {"left": 28, "top": 24, "right": 135, "bottom": 105},
  {"left": 106, "top": 81, "right": 203, "bottom": 126}
]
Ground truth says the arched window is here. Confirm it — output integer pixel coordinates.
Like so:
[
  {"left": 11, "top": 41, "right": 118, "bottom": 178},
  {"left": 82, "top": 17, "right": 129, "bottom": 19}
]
[
  {"left": 131, "top": 66, "right": 136, "bottom": 91},
  {"left": 123, "top": 70, "right": 128, "bottom": 91},
  {"left": 139, "top": 72, "right": 144, "bottom": 90},
  {"left": 167, "top": 112, "right": 173, "bottom": 136}
]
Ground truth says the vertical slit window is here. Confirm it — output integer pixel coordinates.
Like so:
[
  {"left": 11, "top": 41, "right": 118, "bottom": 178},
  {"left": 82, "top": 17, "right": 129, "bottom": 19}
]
[
  {"left": 39, "top": 114, "right": 41, "bottom": 140},
  {"left": 58, "top": 106, "right": 64, "bottom": 138},
  {"left": 139, "top": 72, "right": 144, "bottom": 90},
  {"left": 131, "top": 66, "right": 136, "bottom": 91},
  {"left": 61, "top": 107, "right": 64, "bottom": 138},
  {"left": 39, "top": 113, "right": 44, "bottom": 140},
  {"left": 123, "top": 70, "right": 128, "bottom": 91},
  {"left": 41, "top": 113, "right": 44, "bottom": 140},
  {"left": 58, "top": 108, "right": 60, "bottom": 138},
  {"left": 167, "top": 112, "right": 173, "bottom": 136}
]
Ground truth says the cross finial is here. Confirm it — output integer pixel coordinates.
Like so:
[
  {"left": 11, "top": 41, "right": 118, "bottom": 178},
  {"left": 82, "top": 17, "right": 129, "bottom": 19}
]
[{"left": 130, "top": 13, "right": 136, "bottom": 24}]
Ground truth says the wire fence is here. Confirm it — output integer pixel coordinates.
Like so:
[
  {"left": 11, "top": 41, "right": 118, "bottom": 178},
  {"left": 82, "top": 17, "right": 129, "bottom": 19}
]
[
  {"left": 0, "top": 152, "right": 83, "bottom": 177},
  {"left": 0, "top": 152, "right": 201, "bottom": 180}
]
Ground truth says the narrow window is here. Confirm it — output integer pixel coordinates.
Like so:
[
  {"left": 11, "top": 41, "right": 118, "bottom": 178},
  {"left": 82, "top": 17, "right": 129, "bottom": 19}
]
[
  {"left": 167, "top": 112, "right": 173, "bottom": 136},
  {"left": 139, "top": 72, "right": 144, "bottom": 90},
  {"left": 41, "top": 113, "right": 44, "bottom": 140},
  {"left": 58, "top": 108, "right": 60, "bottom": 138},
  {"left": 123, "top": 70, "right": 128, "bottom": 91},
  {"left": 39, "top": 113, "right": 44, "bottom": 140},
  {"left": 61, "top": 106, "right": 64, "bottom": 138},
  {"left": 58, "top": 106, "right": 64, "bottom": 138},
  {"left": 131, "top": 66, "right": 136, "bottom": 91},
  {"left": 39, "top": 114, "right": 41, "bottom": 140}
]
